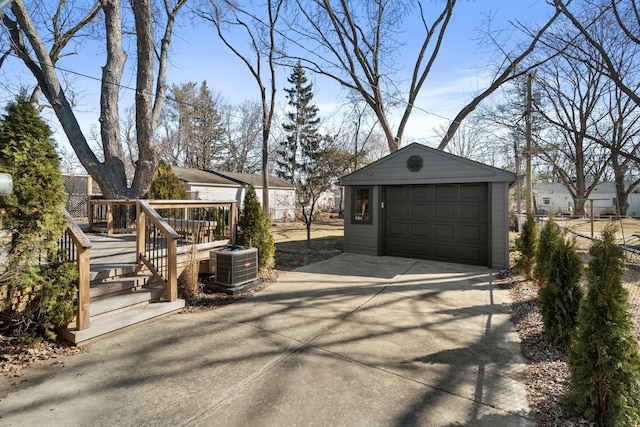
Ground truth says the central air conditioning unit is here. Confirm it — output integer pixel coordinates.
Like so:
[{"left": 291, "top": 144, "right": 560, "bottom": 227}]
[{"left": 212, "top": 245, "right": 258, "bottom": 287}]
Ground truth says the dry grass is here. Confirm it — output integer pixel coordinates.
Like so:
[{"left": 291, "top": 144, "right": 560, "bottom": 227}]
[{"left": 178, "top": 245, "right": 201, "bottom": 300}]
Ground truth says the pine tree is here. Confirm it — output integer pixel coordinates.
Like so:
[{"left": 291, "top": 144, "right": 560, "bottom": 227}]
[
  {"left": 146, "top": 160, "right": 189, "bottom": 200},
  {"left": 275, "top": 61, "right": 321, "bottom": 185},
  {"left": 567, "top": 225, "right": 640, "bottom": 426},
  {"left": 534, "top": 215, "right": 562, "bottom": 286},
  {"left": 538, "top": 234, "right": 582, "bottom": 348},
  {"left": 515, "top": 213, "right": 538, "bottom": 279},
  {"left": 0, "top": 96, "right": 77, "bottom": 341},
  {"left": 237, "top": 185, "right": 275, "bottom": 271}
]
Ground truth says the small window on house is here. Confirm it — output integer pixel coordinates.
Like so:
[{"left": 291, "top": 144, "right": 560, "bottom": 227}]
[
  {"left": 542, "top": 197, "right": 551, "bottom": 205},
  {"left": 352, "top": 186, "right": 373, "bottom": 224}
]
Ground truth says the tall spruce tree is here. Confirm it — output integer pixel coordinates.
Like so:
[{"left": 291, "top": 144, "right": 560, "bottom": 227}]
[
  {"left": 275, "top": 62, "right": 321, "bottom": 185},
  {"left": 0, "top": 96, "right": 77, "bottom": 341},
  {"left": 567, "top": 225, "right": 640, "bottom": 426},
  {"left": 237, "top": 185, "right": 275, "bottom": 271},
  {"left": 277, "top": 63, "right": 350, "bottom": 247}
]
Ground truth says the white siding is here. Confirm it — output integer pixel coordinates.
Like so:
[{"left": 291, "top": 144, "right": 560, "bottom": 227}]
[
  {"left": 190, "top": 185, "right": 242, "bottom": 204},
  {"left": 267, "top": 189, "right": 296, "bottom": 221}
]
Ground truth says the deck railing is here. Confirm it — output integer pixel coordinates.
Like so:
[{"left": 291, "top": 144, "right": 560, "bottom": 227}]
[
  {"left": 60, "top": 209, "right": 92, "bottom": 331},
  {"left": 135, "top": 200, "right": 237, "bottom": 301}
]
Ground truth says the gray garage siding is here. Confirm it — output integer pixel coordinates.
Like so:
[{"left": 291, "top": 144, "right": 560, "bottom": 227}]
[
  {"left": 343, "top": 186, "right": 379, "bottom": 256},
  {"left": 490, "top": 182, "right": 510, "bottom": 270}
]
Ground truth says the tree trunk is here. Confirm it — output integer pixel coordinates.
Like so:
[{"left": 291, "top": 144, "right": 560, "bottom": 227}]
[{"left": 129, "top": 0, "right": 157, "bottom": 198}]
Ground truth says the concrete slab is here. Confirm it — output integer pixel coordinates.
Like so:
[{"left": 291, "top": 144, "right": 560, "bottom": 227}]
[{"left": 0, "top": 253, "right": 534, "bottom": 426}]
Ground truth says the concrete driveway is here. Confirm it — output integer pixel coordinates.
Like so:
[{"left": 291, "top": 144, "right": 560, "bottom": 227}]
[{"left": 0, "top": 254, "right": 533, "bottom": 426}]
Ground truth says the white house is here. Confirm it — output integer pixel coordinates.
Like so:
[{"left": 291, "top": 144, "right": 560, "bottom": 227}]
[
  {"left": 172, "top": 167, "right": 296, "bottom": 221},
  {"left": 534, "top": 182, "right": 640, "bottom": 217}
]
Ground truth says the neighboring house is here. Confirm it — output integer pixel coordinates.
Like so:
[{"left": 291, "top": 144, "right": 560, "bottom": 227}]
[
  {"left": 535, "top": 182, "right": 640, "bottom": 217},
  {"left": 340, "top": 143, "right": 517, "bottom": 270},
  {"left": 172, "top": 167, "right": 296, "bottom": 221}
]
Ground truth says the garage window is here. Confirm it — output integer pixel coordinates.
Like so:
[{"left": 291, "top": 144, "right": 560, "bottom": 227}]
[{"left": 352, "top": 186, "right": 373, "bottom": 224}]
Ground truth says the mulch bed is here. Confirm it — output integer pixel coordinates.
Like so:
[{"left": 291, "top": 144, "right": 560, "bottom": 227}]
[{"left": 497, "top": 272, "right": 594, "bottom": 426}]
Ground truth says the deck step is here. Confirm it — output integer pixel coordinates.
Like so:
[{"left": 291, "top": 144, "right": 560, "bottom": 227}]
[
  {"left": 90, "top": 286, "right": 165, "bottom": 317},
  {"left": 90, "top": 273, "right": 154, "bottom": 299},
  {"left": 60, "top": 299, "right": 185, "bottom": 344}
]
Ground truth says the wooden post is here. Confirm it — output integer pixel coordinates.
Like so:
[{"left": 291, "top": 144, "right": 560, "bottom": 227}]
[
  {"left": 136, "top": 201, "right": 146, "bottom": 266},
  {"left": 229, "top": 201, "right": 237, "bottom": 244},
  {"left": 106, "top": 202, "right": 114, "bottom": 235},
  {"left": 76, "top": 245, "right": 91, "bottom": 330},
  {"left": 86, "top": 175, "right": 93, "bottom": 230},
  {"left": 590, "top": 200, "right": 595, "bottom": 238},
  {"left": 167, "top": 237, "right": 177, "bottom": 302}
]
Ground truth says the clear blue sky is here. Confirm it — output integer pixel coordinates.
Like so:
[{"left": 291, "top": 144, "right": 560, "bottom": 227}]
[{"left": 1, "top": 0, "right": 554, "bottom": 165}]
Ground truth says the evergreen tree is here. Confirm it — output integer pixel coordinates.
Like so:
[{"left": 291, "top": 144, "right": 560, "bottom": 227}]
[
  {"left": 275, "top": 62, "right": 321, "bottom": 184},
  {"left": 567, "top": 225, "right": 640, "bottom": 426},
  {"left": 515, "top": 213, "right": 538, "bottom": 279},
  {"left": 538, "top": 234, "right": 582, "bottom": 348},
  {"left": 237, "top": 185, "right": 275, "bottom": 271},
  {"left": 165, "top": 81, "right": 225, "bottom": 169},
  {"left": 534, "top": 215, "right": 562, "bottom": 285},
  {"left": 277, "top": 63, "right": 352, "bottom": 247},
  {"left": 0, "top": 96, "right": 77, "bottom": 342},
  {"left": 146, "top": 160, "right": 189, "bottom": 200}
]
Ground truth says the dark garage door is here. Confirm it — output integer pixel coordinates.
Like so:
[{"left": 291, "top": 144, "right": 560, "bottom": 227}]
[{"left": 384, "top": 183, "right": 488, "bottom": 265}]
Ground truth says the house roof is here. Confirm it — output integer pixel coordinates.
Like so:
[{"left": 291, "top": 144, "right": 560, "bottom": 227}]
[
  {"left": 340, "top": 142, "right": 517, "bottom": 186},
  {"left": 172, "top": 166, "right": 295, "bottom": 189}
]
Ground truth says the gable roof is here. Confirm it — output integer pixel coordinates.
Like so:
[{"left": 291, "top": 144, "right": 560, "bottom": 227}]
[
  {"left": 341, "top": 142, "right": 517, "bottom": 185},
  {"left": 172, "top": 166, "right": 295, "bottom": 189}
]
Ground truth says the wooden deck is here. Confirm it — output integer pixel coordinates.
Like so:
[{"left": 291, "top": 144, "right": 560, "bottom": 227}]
[{"left": 60, "top": 232, "right": 227, "bottom": 343}]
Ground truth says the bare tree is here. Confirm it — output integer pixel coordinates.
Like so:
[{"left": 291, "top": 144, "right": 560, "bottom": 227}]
[
  {"left": 219, "top": 100, "right": 263, "bottom": 173},
  {"left": 535, "top": 45, "right": 611, "bottom": 216},
  {"left": 553, "top": 0, "right": 640, "bottom": 108},
  {"left": 286, "top": 0, "right": 454, "bottom": 152},
  {"left": 1, "top": 0, "right": 187, "bottom": 198},
  {"left": 197, "top": 0, "right": 284, "bottom": 214}
]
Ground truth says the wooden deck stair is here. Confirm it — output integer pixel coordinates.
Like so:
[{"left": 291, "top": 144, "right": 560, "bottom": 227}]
[{"left": 59, "top": 266, "right": 185, "bottom": 344}]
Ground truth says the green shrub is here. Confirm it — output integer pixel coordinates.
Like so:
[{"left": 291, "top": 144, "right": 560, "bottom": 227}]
[
  {"left": 534, "top": 215, "right": 562, "bottom": 286},
  {"left": 566, "top": 224, "right": 640, "bottom": 426},
  {"left": 145, "top": 159, "right": 188, "bottom": 200},
  {"left": 515, "top": 213, "right": 538, "bottom": 279},
  {"left": 538, "top": 234, "right": 582, "bottom": 348},
  {"left": 0, "top": 96, "right": 76, "bottom": 342},
  {"left": 237, "top": 185, "right": 275, "bottom": 271}
]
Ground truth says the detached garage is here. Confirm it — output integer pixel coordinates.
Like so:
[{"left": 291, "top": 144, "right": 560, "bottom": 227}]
[{"left": 340, "top": 143, "right": 517, "bottom": 270}]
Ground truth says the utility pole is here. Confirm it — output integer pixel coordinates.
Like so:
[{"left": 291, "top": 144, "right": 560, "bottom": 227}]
[{"left": 525, "top": 73, "right": 534, "bottom": 215}]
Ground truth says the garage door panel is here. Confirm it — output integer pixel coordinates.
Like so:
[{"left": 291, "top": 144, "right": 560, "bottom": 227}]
[
  {"left": 410, "top": 242, "right": 430, "bottom": 257},
  {"left": 458, "top": 246, "right": 484, "bottom": 263},
  {"left": 433, "top": 243, "right": 455, "bottom": 259},
  {"left": 387, "top": 221, "right": 406, "bottom": 236},
  {"left": 435, "top": 185, "right": 456, "bottom": 199},
  {"left": 434, "top": 204, "right": 455, "bottom": 219},
  {"left": 410, "top": 223, "right": 429, "bottom": 237},
  {"left": 410, "top": 185, "right": 434, "bottom": 200},
  {"left": 434, "top": 223, "right": 455, "bottom": 239},
  {"left": 459, "top": 224, "right": 483, "bottom": 241},
  {"left": 410, "top": 204, "right": 431, "bottom": 219},
  {"left": 384, "top": 184, "right": 488, "bottom": 266},
  {"left": 460, "top": 183, "right": 487, "bottom": 200}
]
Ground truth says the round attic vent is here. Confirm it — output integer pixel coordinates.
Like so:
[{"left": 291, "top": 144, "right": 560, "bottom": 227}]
[{"left": 407, "top": 155, "right": 423, "bottom": 172}]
